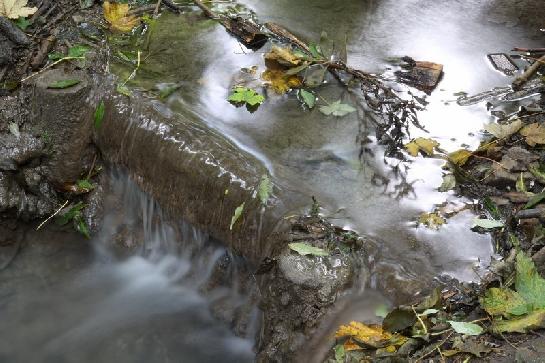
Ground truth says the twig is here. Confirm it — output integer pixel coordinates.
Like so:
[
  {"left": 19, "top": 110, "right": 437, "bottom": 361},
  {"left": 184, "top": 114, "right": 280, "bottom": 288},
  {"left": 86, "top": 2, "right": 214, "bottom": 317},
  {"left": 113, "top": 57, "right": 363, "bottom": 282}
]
[
  {"left": 512, "top": 54, "right": 545, "bottom": 90},
  {"left": 87, "top": 154, "right": 98, "bottom": 180},
  {"left": 21, "top": 56, "right": 85, "bottom": 83},
  {"left": 415, "top": 331, "right": 454, "bottom": 362},
  {"left": 36, "top": 200, "right": 69, "bottom": 231},
  {"left": 154, "top": 0, "right": 162, "bottom": 16},
  {"left": 412, "top": 306, "right": 428, "bottom": 335}
]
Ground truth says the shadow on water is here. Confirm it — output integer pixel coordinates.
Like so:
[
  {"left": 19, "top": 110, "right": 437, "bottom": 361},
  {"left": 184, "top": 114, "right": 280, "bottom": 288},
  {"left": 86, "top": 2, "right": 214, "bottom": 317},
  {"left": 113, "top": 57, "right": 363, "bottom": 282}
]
[{"left": 0, "top": 170, "right": 255, "bottom": 363}]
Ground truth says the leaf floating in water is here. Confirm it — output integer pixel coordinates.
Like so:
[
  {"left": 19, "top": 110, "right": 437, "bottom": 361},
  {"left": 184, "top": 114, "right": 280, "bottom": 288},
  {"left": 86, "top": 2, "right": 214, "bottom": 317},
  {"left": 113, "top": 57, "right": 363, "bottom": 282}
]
[
  {"left": 448, "top": 149, "right": 472, "bottom": 166},
  {"left": 447, "top": 321, "right": 483, "bottom": 336},
  {"left": 404, "top": 137, "right": 439, "bottom": 157},
  {"left": 257, "top": 174, "right": 272, "bottom": 206},
  {"left": 288, "top": 242, "right": 328, "bottom": 257},
  {"left": 94, "top": 101, "right": 105, "bottom": 130},
  {"left": 261, "top": 69, "right": 302, "bottom": 94},
  {"left": 418, "top": 212, "right": 445, "bottom": 230},
  {"left": 264, "top": 45, "right": 302, "bottom": 67},
  {"left": 483, "top": 119, "right": 522, "bottom": 139},
  {"left": 438, "top": 174, "right": 456, "bottom": 192},
  {"left": 229, "top": 202, "right": 245, "bottom": 230},
  {"left": 472, "top": 218, "right": 504, "bottom": 229},
  {"left": 299, "top": 89, "right": 315, "bottom": 109},
  {"left": 103, "top": 1, "right": 140, "bottom": 33},
  {"left": 319, "top": 100, "right": 356, "bottom": 117},
  {"left": 47, "top": 79, "right": 81, "bottom": 89},
  {"left": 228, "top": 87, "right": 265, "bottom": 107}
]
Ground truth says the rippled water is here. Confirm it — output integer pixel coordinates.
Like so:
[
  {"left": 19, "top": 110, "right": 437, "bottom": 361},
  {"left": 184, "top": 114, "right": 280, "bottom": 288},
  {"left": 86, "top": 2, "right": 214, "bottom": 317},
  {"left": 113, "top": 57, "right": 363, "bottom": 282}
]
[{"left": 0, "top": 173, "right": 255, "bottom": 363}]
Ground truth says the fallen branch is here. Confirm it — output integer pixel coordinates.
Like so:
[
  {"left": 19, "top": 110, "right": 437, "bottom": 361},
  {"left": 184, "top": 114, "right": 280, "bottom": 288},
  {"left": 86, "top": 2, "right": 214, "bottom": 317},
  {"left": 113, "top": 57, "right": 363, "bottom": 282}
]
[
  {"left": 36, "top": 200, "right": 69, "bottom": 231},
  {"left": 192, "top": 0, "right": 425, "bottom": 158},
  {"left": 512, "top": 54, "right": 545, "bottom": 90}
]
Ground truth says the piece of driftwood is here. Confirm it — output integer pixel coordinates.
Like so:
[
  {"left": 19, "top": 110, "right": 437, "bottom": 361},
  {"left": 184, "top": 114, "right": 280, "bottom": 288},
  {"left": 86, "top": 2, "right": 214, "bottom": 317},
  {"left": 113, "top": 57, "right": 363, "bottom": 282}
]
[{"left": 512, "top": 54, "right": 545, "bottom": 90}]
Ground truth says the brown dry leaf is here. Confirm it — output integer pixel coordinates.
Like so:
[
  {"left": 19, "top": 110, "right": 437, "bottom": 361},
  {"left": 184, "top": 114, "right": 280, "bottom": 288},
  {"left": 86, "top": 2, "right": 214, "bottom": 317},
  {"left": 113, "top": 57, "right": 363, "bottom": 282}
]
[
  {"left": 520, "top": 123, "right": 545, "bottom": 147},
  {"left": 448, "top": 149, "right": 473, "bottom": 166},
  {"left": 404, "top": 137, "right": 439, "bottom": 157},
  {"left": 262, "top": 69, "right": 302, "bottom": 94},
  {"left": 264, "top": 46, "right": 302, "bottom": 67},
  {"left": 0, "top": 0, "right": 37, "bottom": 19},
  {"left": 103, "top": 1, "right": 140, "bottom": 33},
  {"left": 335, "top": 321, "right": 406, "bottom": 349}
]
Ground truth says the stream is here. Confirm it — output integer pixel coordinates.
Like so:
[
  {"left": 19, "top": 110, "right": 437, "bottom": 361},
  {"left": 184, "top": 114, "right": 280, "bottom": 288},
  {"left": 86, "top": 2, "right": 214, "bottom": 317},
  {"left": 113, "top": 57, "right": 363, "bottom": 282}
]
[{"left": 2, "top": 0, "right": 545, "bottom": 361}]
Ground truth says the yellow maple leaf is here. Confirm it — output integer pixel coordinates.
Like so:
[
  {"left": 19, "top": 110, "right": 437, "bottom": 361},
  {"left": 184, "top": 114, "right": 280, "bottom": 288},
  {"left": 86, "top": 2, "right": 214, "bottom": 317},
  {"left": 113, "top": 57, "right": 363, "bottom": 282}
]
[
  {"left": 0, "top": 0, "right": 37, "bottom": 19},
  {"left": 448, "top": 149, "right": 472, "bottom": 166},
  {"left": 262, "top": 69, "right": 302, "bottom": 94},
  {"left": 335, "top": 321, "right": 406, "bottom": 349},
  {"left": 103, "top": 1, "right": 140, "bottom": 33},
  {"left": 520, "top": 123, "right": 545, "bottom": 147},
  {"left": 404, "top": 137, "right": 439, "bottom": 157},
  {"left": 264, "top": 46, "right": 302, "bottom": 67}
]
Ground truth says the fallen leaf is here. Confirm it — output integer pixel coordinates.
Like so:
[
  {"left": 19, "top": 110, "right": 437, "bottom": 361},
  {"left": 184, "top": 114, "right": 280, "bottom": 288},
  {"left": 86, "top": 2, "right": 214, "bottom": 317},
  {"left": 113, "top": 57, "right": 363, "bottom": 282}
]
[
  {"left": 444, "top": 336, "right": 492, "bottom": 358},
  {"left": 303, "top": 65, "right": 327, "bottom": 87},
  {"left": 491, "top": 309, "right": 545, "bottom": 333},
  {"left": 515, "top": 251, "right": 545, "bottom": 310},
  {"left": 257, "top": 174, "right": 272, "bottom": 206},
  {"left": 288, "top": 242, "right": 328, "bottom": 257},
  {"left": 528, "top": 164, "right": 545, "bottom": 184},
  {"left": 67, "top": 45, "right": 90, "bottom": 58},
  {"left": 524, "top": 191, "right": 545, "bottom": 209},
  {"left": 473, "top": 218, "right": 504, "bottom": 229},
  {"left": 103, "top": 1, "right": 140, "bottom": 33},
  {"left": 228, "top": 87, "right": 265, "bottom": 106},
  {"left": 299, "top": 89, "right": 315, "bottom": 109},
  {"left": 480, "top": 287, "right": 528, "bottom": 317},
  {"left": 0, "top": 0, "right": 37, "bottom": 19},
  {"left": 342, "top": 339, "right": 363, "bottom": 351},
  {"left": 319, "top": 100, "right": 357, "bottom": 117},
  {"left": 383, "top": 308, "right": 416, "bottom": 333},
  {"left": 405, "top": 137, "right": 440, "bottom": 157},
  {"left": 335, "top": 321, "right": 406, "bottom": 349},
  {"left": 520, "top": 122, "right": 545, "bottom": 147},
  {"left": 261, "top": 69, "right": 302, "bottom": 94},
  {"left": 447, "top": 321, "right": 483, "bottom": 336},
  {"left": 439, "top": 174, "right": 456, "bottom": 192},
  {"left": 334, "top": 344, "right": 345, "bottom": 363},
  {"left": 448, "top": 149, "right": 472, "bottom": 166},
  {"left": 418, "top": 212, "right": 445, "bottom": 230},
  {"left": 375, "top": 305, "right": 389, "bottom": 319},
  {"left": 264, "top": 46, "right": 302, "bottom": 67},
  {"left": 229, "top": 202, "right": 244, "bottom": 230},
  {"left": 116, "top": 83, "right": 131, "bottom": 97},
  {"left": 484, "top": 119, "right": 522, "bottom": 139},
  {"left": 47, "top": 79, "right": 81, "bottom": 89}
]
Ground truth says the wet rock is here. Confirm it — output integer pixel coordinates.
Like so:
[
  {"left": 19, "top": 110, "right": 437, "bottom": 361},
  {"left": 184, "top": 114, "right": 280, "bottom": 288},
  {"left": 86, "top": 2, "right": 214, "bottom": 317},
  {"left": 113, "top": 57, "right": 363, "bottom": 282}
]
[
  {"left": 532, "top": 246, "right": 545, "bottom": 276},
  {"left": 373, "top": 263, "right": 431, "bottom": 304},
  {"left": 504, "top": 146, "right": 539, "bottom": 171},
  {"left": 0, "top": 133, "right": 44, "bottom": 171},
  {"left": 0, "top": 17, "right": 30, "bottom": 46},
  {"left": 395, "top": 57, "right": 443, "bottom": 93},
  {"left": 83, "top": 180, "right": 105, "bottom": 233},
  {"left": 0, "top": 35, "right": 13, "bottom": 66}
]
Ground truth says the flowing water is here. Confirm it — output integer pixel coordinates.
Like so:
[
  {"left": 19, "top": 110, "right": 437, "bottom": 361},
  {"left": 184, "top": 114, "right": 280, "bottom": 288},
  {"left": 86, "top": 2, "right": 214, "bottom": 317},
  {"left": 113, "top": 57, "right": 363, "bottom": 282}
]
[
  {"left": 0, "top": 172, "right": 255, "bottom": 363},
  {"left": 1, "top": 0, "right": 544, "bottom": 361}
]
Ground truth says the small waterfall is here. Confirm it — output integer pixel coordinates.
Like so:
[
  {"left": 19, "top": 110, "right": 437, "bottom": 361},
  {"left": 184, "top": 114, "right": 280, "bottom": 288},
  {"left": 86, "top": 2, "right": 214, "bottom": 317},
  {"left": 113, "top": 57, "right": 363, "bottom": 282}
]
[{"left": 0, "top": 169, "right": 257, "bottom": 363}]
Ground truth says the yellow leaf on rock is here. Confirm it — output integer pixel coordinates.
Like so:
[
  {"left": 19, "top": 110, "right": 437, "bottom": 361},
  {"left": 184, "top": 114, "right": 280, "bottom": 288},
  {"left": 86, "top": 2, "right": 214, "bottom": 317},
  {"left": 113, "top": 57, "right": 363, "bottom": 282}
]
[
  {"left": 404, "top": 137, "right": 439, "bottom": 157},
  {"left": 264, "top": 46, "right": 302, "bottom": 67},
  {"left": 448, "top": 149, "right": 473, "bottom": 166},
  {"left": 0, "top": 0, "right": 37, "bottom": 19},
  {"left": 103, "top": 1, "right": 140, "bottom": 33},
  {"left": 335, "top": 321, "right": 406, "bottom": 349},
  {"left": 262, "top": 69, "right": 302, "bottom": 94},
  {"left": 520, "top": 123, "right": 545, "bottom": 147}
]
